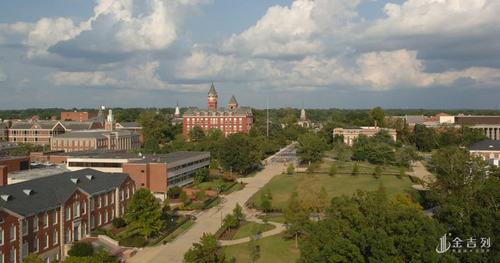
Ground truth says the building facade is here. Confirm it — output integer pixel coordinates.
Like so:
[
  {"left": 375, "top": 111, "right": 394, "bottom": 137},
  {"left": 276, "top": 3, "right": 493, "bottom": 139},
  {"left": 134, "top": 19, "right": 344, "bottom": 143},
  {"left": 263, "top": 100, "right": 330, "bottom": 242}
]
[
  {"left": 469, "top": 140, "right": 500, "bottom": 166},
  {"left": 0, "top": 169, "right": 135, "bottom": 263},
  {"left": 183, "top": 84, "right": 253, "bottom": 137},
  {"left": 455, "top": 116, "right": 500, "bottom": 140},
  {"left": 51, "top": 110, "right": 140, "bottom": 153},
  {"left": 53, "top": 151, "right": 210, "bottom": 199},
  {"left": 333, "top": 127, "right": 397, "bottom": 146},
  {"left": 0, "top": 123, "right": 8, "bottom": 142},
  {"left": 8, "top": 121, "right": 66, "bottom": 146}
]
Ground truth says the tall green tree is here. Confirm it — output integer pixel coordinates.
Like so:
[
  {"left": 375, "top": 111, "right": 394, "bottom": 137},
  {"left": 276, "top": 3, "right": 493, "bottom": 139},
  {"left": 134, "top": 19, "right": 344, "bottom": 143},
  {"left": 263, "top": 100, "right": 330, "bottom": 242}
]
[
  {"left": 124, "top": 189, "right": 164, "bottom": 239},
  {"left": 299, "top": 191, "right": 452, "bottom": 263},
  {"left": 184, "top": 233, "right": 226, "bottom": 263},
  {"left": 370, "top": 106, "right": 386, "bottom": 127},
  {"left": 297, "top": 133, "right": 327, "bottom": 163},
  {"left": 219, "top": 133, "right": 258, "bottom": 174},
  {"left": 284, "top": 191, "right": 309, "bottom": 248},
  {"left": 189, "top": 125, "right": 206, "bottom": 142}
]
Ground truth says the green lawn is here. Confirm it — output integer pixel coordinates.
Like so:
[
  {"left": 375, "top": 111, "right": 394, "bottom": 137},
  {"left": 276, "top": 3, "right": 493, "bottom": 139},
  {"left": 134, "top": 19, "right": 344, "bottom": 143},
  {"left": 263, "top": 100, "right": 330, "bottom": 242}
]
[
  {"left": 258, "top": 214, "right": 286, "bottom": 224},
  {"left": 249, "top": 162, "right": 414, "bottom": 211},
  {"left": 232, "top": 222, "right": 275, "bottom": 240},
  {"left": 223, "top": 234, "right": 299, "bottom": 263}
]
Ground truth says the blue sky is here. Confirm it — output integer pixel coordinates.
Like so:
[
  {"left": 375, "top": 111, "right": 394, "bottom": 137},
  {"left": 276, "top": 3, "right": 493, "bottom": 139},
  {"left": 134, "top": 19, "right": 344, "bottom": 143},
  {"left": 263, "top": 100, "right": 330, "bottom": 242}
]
[{"left": 0, "top": 0, "right": 499, "bottom": 109}]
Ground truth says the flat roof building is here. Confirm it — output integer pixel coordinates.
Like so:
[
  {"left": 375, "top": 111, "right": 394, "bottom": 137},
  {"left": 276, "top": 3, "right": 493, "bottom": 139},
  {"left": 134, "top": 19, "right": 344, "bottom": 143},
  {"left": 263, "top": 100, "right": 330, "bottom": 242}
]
[
  {"left": 469, "top": 140, "right": 500, "bottom": 166},
  {"left": 50, "top": 150, "right": 210, "bottom": 199}
]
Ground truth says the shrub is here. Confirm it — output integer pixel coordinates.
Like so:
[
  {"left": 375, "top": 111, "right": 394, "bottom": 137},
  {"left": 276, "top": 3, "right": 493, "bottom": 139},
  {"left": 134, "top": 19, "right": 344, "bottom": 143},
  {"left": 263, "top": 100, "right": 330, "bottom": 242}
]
[
  {"left": 328, "top": 163, "right": 337, "bottom": 176},
  {"left": 351, "top": 162, "right": 359, "bottom": 176},
  {"left": 68, "top": 242, "right": 94, "bottom": 257},
  {"left": 119, "top": 234, "right": 147, "bottom": 247},
  {"left": 287, "top": 163, "right": 295, "bottom": 175},
  {"left": 112, "top": 218, "right": 126, "bottom": 228},
  {"left": 168, "top": 186, "right": 182, "bottom": 199}
]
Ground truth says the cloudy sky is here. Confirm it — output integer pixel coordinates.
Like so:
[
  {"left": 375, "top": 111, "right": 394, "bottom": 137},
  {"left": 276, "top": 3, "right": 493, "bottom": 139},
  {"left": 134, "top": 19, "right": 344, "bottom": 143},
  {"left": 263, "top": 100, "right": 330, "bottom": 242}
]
[{"left": 0, "top": 0, "right": 499, "bottom": 109}]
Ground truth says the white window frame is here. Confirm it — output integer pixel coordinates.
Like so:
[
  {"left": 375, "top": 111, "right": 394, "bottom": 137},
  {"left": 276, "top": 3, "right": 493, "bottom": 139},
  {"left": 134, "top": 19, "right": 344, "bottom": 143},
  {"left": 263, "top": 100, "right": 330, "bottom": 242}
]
[
  {"left": 9, "top": 246, "right": 16, "bottom": 263},
  {"left": 22, "top": 220, "right": 28, "bottom": 236},
  {"left": 43, "top": 213, "right": 48, "bottom": 228},
  {"left": 53, "top": 210, "right": 58, "bottom": 225},
  {"left": 44, "top": 233, "right": 49, "bottom": 249},
  {"left": 0, "top": 227, "right": 3, "bottom": 245},
  {"left": 33, "top": 237, "right": 39, "bottom": 252},
  {"left": 53, "top": 230, "right": 58, "bottom": 246},
  {"left": 33, "top": 216, "right": 38, "bottom": 232},
  {"left": 9, "top": 225, "right": 16, "bottom": 242}
]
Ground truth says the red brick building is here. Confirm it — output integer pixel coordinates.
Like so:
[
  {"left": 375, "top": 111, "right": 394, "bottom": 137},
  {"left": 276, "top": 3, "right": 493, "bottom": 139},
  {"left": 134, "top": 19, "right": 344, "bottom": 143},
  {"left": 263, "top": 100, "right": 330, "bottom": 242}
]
[
  {"left": 60, "top": 111, "right": 98, "bottom": 122},
  {"left": 0, "top": 168, "right": 135, "bottom": 262},
  {"left": 183, "top": 83, "right": 253, "bottom": 137}
]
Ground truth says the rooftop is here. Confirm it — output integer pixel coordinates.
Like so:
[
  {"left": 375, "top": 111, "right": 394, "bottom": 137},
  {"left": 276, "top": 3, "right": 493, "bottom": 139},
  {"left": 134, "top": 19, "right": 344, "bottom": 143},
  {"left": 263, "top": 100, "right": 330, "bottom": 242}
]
[
  {"left": 58, "top": 150, "right": 210, "bottom": 164},
  {"left": 0, "top": 168, "right": 129, "bottom": 216},
  {"left": 455, "top": 116, "right": 500, "bottom": 125},
  {"left": 470, "top": 140, "right": 500, "bottom": 151}
]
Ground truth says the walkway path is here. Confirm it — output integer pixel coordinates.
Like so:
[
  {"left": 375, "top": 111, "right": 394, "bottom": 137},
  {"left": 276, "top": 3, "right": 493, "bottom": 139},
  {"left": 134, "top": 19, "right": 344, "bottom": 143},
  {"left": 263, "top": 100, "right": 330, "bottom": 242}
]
[
  {"left": 127, "top": 144, "right": 295, "bottom": 263},
  {"left": 218, "top": 220, "right": 286, "bottom": 246},
  {"left": 410, "top": 161, "right": 435, "bottom": 190}
]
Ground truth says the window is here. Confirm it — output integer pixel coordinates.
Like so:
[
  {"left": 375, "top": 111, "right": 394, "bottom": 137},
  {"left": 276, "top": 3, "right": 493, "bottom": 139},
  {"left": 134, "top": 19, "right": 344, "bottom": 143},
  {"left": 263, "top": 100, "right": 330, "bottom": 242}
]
[
  {"left": 64, "top": 230, "right": 69, "bottom": 244},
  {"left": 33, "top": 237, "right": 38, "bottom": 252},
  {"left": 126, "top": 188, "right": 130, "bottom": 199},
  {"left": 104, "top": 194, "right": 108, "bottom": 206},
  {"left": 22, "top": 241, "right": 28, "bottom": 259},
  {"left": 97, "top": 213, "right": 101, "bottom": 226},
  {"left": 104, "top": 211, "right": 108, "bottom": 223},
  {"left": 53, "top": 230, "right": 58, "bottom": 245},
  {"left": 82, "top": 201, "right": 86, "bottom": 215},
  {"left": 98, "top": 196, "right": 102, "bottom": 208},
  {"left": 90, "top": 215, "right": 94, "bottom": 229},
  {"left": 44, "top": 233, "right": 49, "bottom": 249},
  {"left": 0, "top": 227, "right": 3, "bottom": 245},
  {"left": 33, "top": 216, "right": 38, "bottom": 232},
  {"left": 9, "top": 225, "right": 16, "bottom": 242},
  {"left": 65, "top": 207, "right": 70, "bottom": 221},
  {"left": 43, "top": 213, "right": 48, "bottom": 228},
  {"left": 120, "top": 190, "right": 124, "bottom": 201},
  {"left": 90, "top": 198, "right": 94, "bottom": 212},
  {"left": 73, "top": 203, "right": 80, "bottom": 219},
  {"left": 9, "top": 246, "right": 15, "bottom": 263},
  {"left": 22, "top": 220, "right": 27, "bottom": 236},
  {"left": 52, "top": 210, "right": 58, "bottom": 225},
  {"left": 110, "top": 193, "right": 114, "bottom": 204}
]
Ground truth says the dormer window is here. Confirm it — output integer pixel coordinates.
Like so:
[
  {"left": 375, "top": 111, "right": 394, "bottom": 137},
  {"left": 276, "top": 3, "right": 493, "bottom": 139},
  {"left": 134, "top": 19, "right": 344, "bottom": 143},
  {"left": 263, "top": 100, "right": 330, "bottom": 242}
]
[
  {"left": 1, "top": 195, "right": 11, "bottom": 201},
  {"left": 23, "top": 189, "right": 34, "bottom": 196},
  {"left": 86, "top": 175, "right": 94, "bottom": 180},
  {"left": 71, "top": 178, "right": 80, "bottom": 184}
]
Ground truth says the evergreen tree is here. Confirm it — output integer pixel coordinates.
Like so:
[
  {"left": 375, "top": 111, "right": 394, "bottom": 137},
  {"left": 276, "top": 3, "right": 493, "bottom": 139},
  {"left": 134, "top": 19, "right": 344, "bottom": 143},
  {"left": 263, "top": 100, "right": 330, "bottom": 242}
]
[{"left": 184, "top": 233, "right": 226, "bottom": 263}]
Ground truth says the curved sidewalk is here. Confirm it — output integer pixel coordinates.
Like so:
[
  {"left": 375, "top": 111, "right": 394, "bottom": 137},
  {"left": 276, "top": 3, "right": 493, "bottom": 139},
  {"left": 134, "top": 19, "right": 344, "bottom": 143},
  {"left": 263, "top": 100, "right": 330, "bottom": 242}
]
[{"left": 219, "top": 221, "right": 286, "bottom": 246}]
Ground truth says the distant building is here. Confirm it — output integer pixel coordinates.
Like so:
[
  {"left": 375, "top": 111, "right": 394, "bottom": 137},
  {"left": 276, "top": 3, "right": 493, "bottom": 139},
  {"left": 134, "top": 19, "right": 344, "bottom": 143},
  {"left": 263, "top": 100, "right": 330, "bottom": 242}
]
[
  {"left": 469, "top": 140, "right": 500, "bottom": 166},
  {"left": 0, "top": 156, "right": 30, "bottom": 173},
  {"left": 297, "top": 108, "right": 311, "bottom": 128},
  {"left": 60, "top": 111, "right": 98, "bottom": 122},
  {"left": 51, "top": 110, "right": 140, "bottom": 152},
  {"left": 183, "top": 83, "right": 253, "bottom": 137},
  {"left": 455, "top": 115, "right": 500, "bottom": 140},
  {"left": 0, "top": 122, "right": 8, "bottom": 141},
  {"left": 48, "top": 150, "right": 210, "bottom": 199},
  {"left": 115, "top": 121, "right": 144, "bottom": 143},
  {"left": 333, "top": 127, "right": 397, "bottom": 146},
  {"left": 8, "top": 121, "right": 67, "bottom": 146},
  {"left": 0, "top": 168, "right": 135, "bottom": 263}
]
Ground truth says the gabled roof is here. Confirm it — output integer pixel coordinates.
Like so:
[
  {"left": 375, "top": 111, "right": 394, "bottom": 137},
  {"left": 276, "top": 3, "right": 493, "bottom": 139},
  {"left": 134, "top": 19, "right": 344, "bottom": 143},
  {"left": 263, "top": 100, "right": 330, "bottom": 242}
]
[
  {"left": 10, "top": 121, "right": 63, "bottom": 130},
  {"left": 61, "top": 121, "right": 100, "bottom": 131},
  {"left": 228, "top": 95, "right": 238, "bottom": 105},
  {"left": 470, "top": 140, "right": 500, "bottom": 151},
  {"left": 0, "top": 169, "right": 129, "bottom": 217}
]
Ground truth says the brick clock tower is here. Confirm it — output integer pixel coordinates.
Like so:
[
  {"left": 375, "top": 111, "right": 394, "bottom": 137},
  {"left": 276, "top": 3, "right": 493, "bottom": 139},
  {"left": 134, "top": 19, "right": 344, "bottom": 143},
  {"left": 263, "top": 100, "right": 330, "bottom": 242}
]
[{"left": 208, "top": 82, "right": 218, "bottom": 110}]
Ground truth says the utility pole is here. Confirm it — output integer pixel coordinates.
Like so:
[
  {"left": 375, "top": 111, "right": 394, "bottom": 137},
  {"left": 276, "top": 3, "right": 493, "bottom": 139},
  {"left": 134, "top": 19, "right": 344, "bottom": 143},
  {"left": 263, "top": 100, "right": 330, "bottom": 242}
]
[{"left": 266, "top": 97, "right": 269, "bottom": 137}]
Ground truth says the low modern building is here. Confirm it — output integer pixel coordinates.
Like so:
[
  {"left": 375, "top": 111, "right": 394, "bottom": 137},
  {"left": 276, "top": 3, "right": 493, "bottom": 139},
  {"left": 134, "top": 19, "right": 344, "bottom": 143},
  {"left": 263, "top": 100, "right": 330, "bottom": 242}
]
[
  {"left": 469, "top": 140, "right": 500, "bottom": 166},
  {"left": 183, "top": 83, "right": 253, "bottom": 137},
  {"left": 51, "top": 110, "right": 140, "bottom": 153},
  {"left": 0, "top": 168, "right": 135, "bottom": 263},
  {"left": 333, "top": 127, "right": 397, "bottom": 146},
  {"left": 52, "top": 151, "right": 210, "bottom": 199},
  {"left": 60, "top": 111, "right": 98, "bottom": 122}
]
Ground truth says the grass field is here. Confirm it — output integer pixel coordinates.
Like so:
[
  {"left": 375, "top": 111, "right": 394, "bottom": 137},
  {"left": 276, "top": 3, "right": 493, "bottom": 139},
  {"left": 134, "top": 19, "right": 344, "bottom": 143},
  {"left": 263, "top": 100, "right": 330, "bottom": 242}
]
[
  {"left": 232, "top": 222, "right": 275, "bottom": 240},
  {"left": 249, "top": 161, "right": 414, "bottom": 211},
  {"left": 223, "top": 234, "right": 299, "bottom": 263}
]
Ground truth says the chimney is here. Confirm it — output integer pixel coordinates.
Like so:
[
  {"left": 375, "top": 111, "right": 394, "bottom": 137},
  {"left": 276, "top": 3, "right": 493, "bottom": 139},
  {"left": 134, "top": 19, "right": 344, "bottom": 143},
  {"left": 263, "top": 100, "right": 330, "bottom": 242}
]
[{"left": 0, "top": 165, "right": 8, "bottom": 186}]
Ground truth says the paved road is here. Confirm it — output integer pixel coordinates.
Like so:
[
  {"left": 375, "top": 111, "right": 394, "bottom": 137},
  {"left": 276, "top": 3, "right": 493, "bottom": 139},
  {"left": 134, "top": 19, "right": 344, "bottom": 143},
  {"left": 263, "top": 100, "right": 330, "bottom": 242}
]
[{"left": 128, "top": 145, "right": 294, "bottom": 263}]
